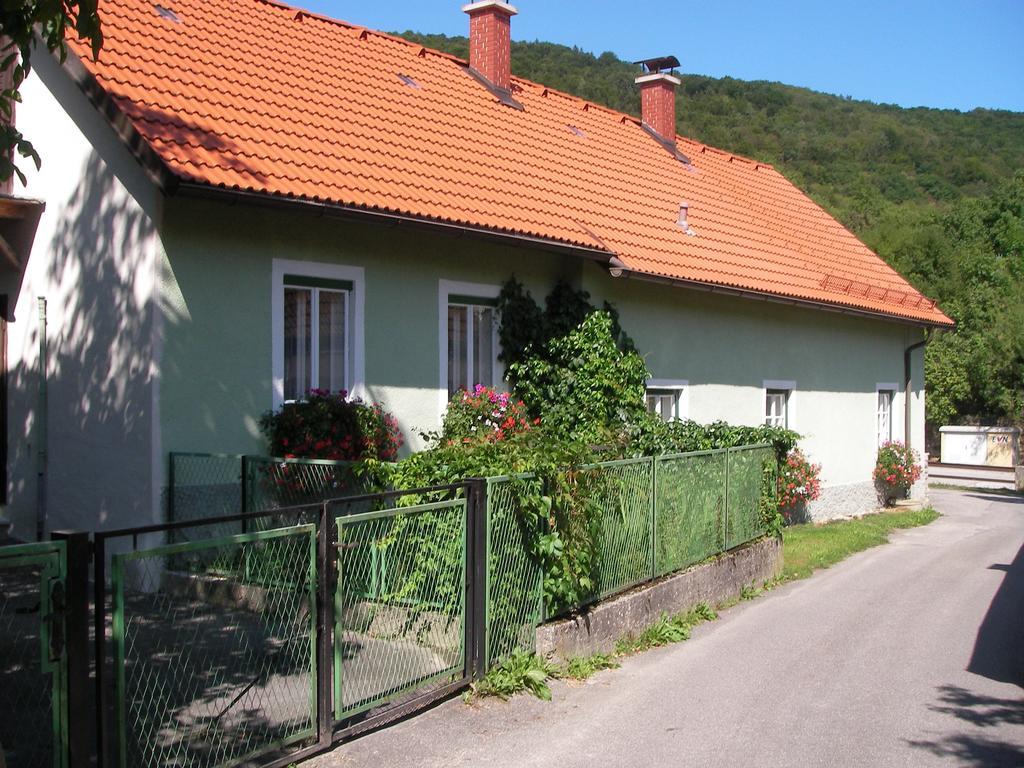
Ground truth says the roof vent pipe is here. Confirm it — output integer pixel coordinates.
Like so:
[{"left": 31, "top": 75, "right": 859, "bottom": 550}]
[
  {"left": 677, "top": 201, "right": 697, "bottom": 236},
  {"left": 463, "top": 1, "right": 517, "bottom": 92}
]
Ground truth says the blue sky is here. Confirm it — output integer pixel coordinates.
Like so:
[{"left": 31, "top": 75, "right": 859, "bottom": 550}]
[{"left": 303, "top": 0, "right": 1023, "bottom": 112}]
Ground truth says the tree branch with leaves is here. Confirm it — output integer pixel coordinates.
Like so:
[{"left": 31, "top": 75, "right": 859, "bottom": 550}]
[{"left": 0, "top": 0, "right": 102, "bottom": 185}]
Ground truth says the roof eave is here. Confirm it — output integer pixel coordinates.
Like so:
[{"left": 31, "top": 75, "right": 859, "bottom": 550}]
[
  {"left": 174, "top": 181, "right": 617, "bottom": 263},
  {"left": 607, "top": 264, "right": 954, "bottom": 330},
  {"left": 57, "top": 44, "right": 179, "bottom": 194}
]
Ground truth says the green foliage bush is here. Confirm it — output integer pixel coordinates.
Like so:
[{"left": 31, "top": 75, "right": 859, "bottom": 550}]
[{"left": 508, "top": 312, "right": 649, "bottom": 445}]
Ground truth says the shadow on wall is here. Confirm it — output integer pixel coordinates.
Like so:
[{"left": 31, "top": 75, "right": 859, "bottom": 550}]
[{"left": 7, "top": 151, "right": 158, "bottom": 537}]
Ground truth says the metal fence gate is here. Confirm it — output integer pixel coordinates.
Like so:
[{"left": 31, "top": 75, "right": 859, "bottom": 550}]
[
  {"left": 331, "top": 496, "right": 472, "bottom": 731},
  {"left": 0, "top": 541, "right": 68, "bottom": 768},
  {"left": 93, "top": 482, "right": 483, "bottom": 768}
]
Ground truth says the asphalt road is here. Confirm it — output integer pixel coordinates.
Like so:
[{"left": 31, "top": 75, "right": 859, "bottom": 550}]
[{"left": 310, "top": 489, "right": 1024, "bottom": 768}]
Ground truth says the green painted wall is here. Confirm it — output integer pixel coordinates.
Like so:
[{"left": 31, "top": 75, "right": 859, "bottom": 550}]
[
  {"left": 158, "top": 197, "right": 577, "bottom": 457},
  {"left": 580, "top": 261, "right": 926, "bottom": 486},
  {"left": 159, "top": 198, "right": 927, "bottom": 494}
]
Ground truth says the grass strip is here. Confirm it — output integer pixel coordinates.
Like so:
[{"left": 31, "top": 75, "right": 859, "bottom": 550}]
[
  {"left": 471, "top": 603, "right": 717, "bottom": 702},
  {"left": 780, "top": 506, "right": 939, "bottom": 582}
]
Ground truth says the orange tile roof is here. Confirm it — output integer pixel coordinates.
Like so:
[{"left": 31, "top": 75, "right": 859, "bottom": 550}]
[{"left": 65, "top": 0, "right": 952, "bottom": 326}]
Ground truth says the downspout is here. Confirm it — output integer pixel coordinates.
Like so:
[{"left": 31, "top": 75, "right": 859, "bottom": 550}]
[
  {"left": 36, "top": 296, "right": 47, "bottom": 541},
  {"left": 904, "top": 333, "right": 930, "bottom": 452}
]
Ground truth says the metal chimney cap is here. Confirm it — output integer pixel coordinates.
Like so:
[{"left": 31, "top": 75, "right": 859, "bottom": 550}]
[{"left": 634, "top": 55, "right": 680, "bottom": 74}]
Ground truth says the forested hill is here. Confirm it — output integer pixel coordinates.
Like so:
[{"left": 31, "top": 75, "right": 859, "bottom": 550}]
[{"left": 402, "top": 33, "right": 1024, "bottom": 433}]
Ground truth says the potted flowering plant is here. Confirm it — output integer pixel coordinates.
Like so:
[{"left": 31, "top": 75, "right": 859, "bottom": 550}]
[
  {"left": 777, "top": 448, "right": 822, "bottom": 524},
  {"left": 873, "top": 441, "right": 922, "bottom": 506},
  {"left": 260, "top": 389, "right": 403, "bottom": 461},
  {"left": 441, "top": 385, "right": 536, "bottom": 444}
]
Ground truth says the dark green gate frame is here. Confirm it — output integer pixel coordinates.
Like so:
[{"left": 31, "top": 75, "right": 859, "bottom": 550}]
[
  {"left": 0, "top": 539, "right": 68, "bottom": 768},
  {"left": 332, "top": 498, "right": 469, "bottom": 724}
]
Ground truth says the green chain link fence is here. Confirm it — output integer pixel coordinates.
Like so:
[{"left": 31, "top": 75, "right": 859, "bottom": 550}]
[
  {"left": 484, "top": 475, "right": 543, "bottom": 667},
  {"left": 167, "top": 453, "right": 244, "bottom": 542},
  {"left": 110, "top": 525, "right": 318, "bottom": 768},
  {"left": 725, "top": 444, "right": 774, "bottom": 550},
  {"left": 245, "top": 457, "right": 362, "bottom": 513},
  {"left": 654, "top": 450, "right": 728, "bottom": 575},
  {"left": 484, "top": 444, "right": 775, "bottom": 664},
  {"left": 580, "top": 457, "right": 656, "bottom": 601},
  {"left": 168, "top": 453, "right": 363, "bottom": 540}
]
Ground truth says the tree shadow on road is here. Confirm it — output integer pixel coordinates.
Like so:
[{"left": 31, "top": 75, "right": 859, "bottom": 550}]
[
  {"left": 968, "top": 544, "right": 1024, "bottom": 686},
  {"left": 907, "top": 733, "right": 1024, "bottom": 767},
  {"left": 906, "top": 685, "right": 1024, "bottom": 767}
]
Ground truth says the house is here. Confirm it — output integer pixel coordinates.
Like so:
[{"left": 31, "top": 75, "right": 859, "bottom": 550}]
[{"left": 1, "top": 0, "right": 951, "bottom": 537}]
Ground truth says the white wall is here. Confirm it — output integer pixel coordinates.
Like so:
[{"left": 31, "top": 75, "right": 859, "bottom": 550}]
[{"left": 4, "top": 50, "right": 164, "bottom": 538}]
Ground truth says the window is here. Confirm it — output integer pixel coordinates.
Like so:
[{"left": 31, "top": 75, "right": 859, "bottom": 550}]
[
  {"left": 283, "top": 275, "right": 350, "bottom": 401},
  {"left": 765, "top": 390, "right": 788, "bottom": 427},
  {"left": 446, "top": 296, "right": 498, "bottom": 399},
  {"left": 272, "top": 260, "right": 364, "bottom": 408},
  {"left": 647, "top": 390, "right": 678, "bottom": 421},
  {"left": 763, "top": 380, "right": 795, "bottom": 428},
  {"left": 439, "top": 281, "right": 502, "bottom": 407},
  {"left": 645, "top": 379, "right": 688, "bottom": 422},
  {"left": 877, "top": 386, "right": 896, "bottom": 445}
]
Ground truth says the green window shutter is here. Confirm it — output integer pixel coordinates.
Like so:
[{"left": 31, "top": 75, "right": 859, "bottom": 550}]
[
  {"left": 448, "top": 294, "right": 498, "bottom": 308},
  {"left": 284, "top": 274, "right": 353, "bottom": 292}
]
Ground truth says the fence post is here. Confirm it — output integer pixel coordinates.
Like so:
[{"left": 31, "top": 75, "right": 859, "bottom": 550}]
[
  {"left": 51, "top": 530, "right": 93, "bottom": 767},
  {"left": 240, "top": 455, "right": 250, "bottom": 532},
  {"left": 92, "top": 534, "right": 109, "bottom": 768},
  {"left": 724, "top": 449, "right": 731, "bottom": 551},
  {"left": 650, "top": 457, "right": 658, "bottom": 580},
  {"left": 465, "top": 479, "right": 488, "bottom": 679},
  {"left": 316, "top": 503, "right": 336, "bottom": 748}
]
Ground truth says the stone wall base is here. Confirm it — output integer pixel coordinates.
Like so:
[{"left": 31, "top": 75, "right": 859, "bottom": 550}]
[
  {"left": 805, "top": 481, "right": 878, "bottom": 521},
  {"left": 535, "top": 537, "right": 782, "bottom": 662}
]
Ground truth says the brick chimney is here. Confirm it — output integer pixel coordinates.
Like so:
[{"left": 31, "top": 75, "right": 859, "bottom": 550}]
[
  {"left": 462, "top": 1, "right": 517, "bottom": 92},
  {"left": 636, "top": 72, "right": 680, "bottom": 145}
]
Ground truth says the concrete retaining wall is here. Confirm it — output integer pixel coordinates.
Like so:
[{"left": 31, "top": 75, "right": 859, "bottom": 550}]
[{"left": 536, "top": 536, "right": 783, "bottom": 661}]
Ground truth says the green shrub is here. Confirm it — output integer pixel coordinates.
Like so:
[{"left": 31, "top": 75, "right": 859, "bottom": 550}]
[
  {"left": 472, "top": 650, "right": 557, "bottom": 700},
  {"left": 508, "top": 312, "right": 650, "bottom": 445}
]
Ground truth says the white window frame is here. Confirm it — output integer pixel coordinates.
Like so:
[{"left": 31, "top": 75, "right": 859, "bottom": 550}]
[
  {"left": 272, "top": 259, "right": 365, "bottom": 408},
  {"left": 763, "top": 379, "right": 796, "bottom": 429},
  {"left": 876, "top": 382, "right": 898, "bottom": 446},
  {"left": 439, "top": 279, "right": 502, "bottom": 416},
  {"left": 646, "top": 378, "right": 689, "bottom": 422}
]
